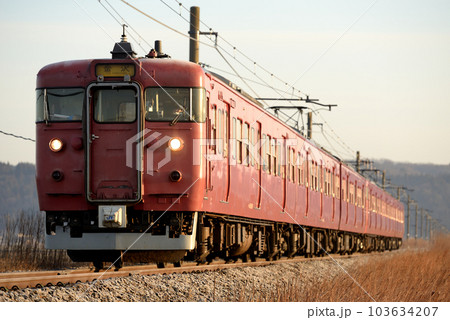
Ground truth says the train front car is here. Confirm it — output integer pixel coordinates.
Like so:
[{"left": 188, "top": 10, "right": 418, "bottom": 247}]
[{"left": 36, "top": 39, "right": 207, "bottom": 269}]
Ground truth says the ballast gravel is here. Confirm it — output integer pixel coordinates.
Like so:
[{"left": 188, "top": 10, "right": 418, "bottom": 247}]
[{"left": 0, "top": 255, "right": 373, "bottom": 302}]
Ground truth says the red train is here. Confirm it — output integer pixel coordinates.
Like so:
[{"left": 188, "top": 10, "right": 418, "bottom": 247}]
[{"left": 36, "top": 35, "right": 403, "bottom": 269}]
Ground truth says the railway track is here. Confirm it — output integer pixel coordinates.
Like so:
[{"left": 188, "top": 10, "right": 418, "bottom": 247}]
[{"left": 0, "top": 253, "right": 373, "bottom": 291}]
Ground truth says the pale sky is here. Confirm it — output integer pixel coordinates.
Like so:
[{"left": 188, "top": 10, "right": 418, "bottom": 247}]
[{"left": 1, "top": 0, "right": 449, "bottom": 165}]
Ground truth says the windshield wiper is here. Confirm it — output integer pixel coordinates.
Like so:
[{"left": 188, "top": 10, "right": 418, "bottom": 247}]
[
  {"left": 43, "top": 89, "right": 50, "bottom": 126},
  {"left": 170, "top": 112, "right": 182, "bottom": 126},
  {"left": 170, "top": 106, "right": 188, "bottom": 126}
]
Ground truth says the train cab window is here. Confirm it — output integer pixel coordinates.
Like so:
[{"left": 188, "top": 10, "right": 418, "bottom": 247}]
[
  {"left": 93, "top": 88, "right": 136, "bottom": 123},
  {"left": 36, "top": 88, "right": 84, "bottom": 122},
  {"left": 144, "top": 87, "right": 206, "bottom": 122}
]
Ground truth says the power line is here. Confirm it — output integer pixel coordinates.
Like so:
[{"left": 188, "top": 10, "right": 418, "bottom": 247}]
[{"left": 0, "top": 130, "right": 35, "bottom": 142}]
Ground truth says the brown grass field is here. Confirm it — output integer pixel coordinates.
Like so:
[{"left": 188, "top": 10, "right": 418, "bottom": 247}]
[{"left": 250, "top": 236, "right": 449, "bottom": 302}]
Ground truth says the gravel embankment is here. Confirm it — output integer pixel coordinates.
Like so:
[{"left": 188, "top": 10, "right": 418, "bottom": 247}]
[{"left": 0, "top": 255, "right": 371, "bottom": 302}]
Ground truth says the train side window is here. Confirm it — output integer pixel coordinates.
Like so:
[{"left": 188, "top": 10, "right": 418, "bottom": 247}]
[
  {"left": 342, "top": 179, "right": 347, "bottom": 201},
  {"left": 289, "top": 148, "right": 295, "bottom": 182},
  {"left": 272, "top": 139, "right": 277, "bottom": 176},
  {"left": 297, "top": 152, "right": 302, "bottom": 185},
  {"left": 318, "top": 163, "right": 322, "bottom": 192},
  {"left": 217, "top": 109, "right": 223, "bottom": 155},
  {"left": 277, "top": 142, "right": 282, "bottom": 177},
  {"left": 232, "top": 117, "right": 236, "bottom": 160},
  {"left": 243, "top": 122, "right": 250, "bottom": 166},
  {"left": 236, "top": 119, "right": 243, "bottom": 164},
  {"left": 256, "top": 129, "right": 260, "bottom": 169},
  {"left": 335, "top": 174, "right": 340, "bottom": 199},
  {"left": 330, "top": 168, "right": 334, "bottom": 197},
  {"left": 262, "top": 134, "right": 267, "bottom": 172},
  {"left": 303, "top": 158, "right": 307, "bottom": 186},
  {"left": 224, "top": 110, "right": 228, "bottom": 157},
  {"left": 314, "top": 162, "right": 318, "bottom": 191},
  {"left": 251, "top": 127, "right": 255, "bottom": 167},
  {"left": 267, "top": 135, "right": 272, "bottom": 174},
  {"left": 310, "top": 161, "right": 315, "bottom": 190},
  {"left": 210, "top": 105, "right": 217, "bottom": 153},
  {"left": 350, "top": 183, "right": 355, "bottom": 205}
]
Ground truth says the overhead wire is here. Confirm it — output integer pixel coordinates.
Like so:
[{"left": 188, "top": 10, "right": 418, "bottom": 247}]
[{"left": 0, "top": 130, "right": 35, "bottom": 142}]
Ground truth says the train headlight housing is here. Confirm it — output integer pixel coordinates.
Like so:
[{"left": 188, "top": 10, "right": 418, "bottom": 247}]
[
  {"left": 169, "top": 170, "right": 182, "bottom": 182},
  {"left": 168, "top": 137, "right": 183, "bottom": 151},
  {"left": 49, "top": 138, "right": 64, "bottom": 152}
]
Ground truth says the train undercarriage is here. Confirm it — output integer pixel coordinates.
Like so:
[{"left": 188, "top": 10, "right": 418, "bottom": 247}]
[{"left": 47, "top": 210, "right": 402, "bottom": 271}]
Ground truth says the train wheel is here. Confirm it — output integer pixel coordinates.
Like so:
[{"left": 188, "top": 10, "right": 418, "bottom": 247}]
[
  {"left": 93, "top": 261, "right": 104, "bottom": 272},
  {"left": 157, "top": 262, "right": 166, "bottom": 268},
  {"left": 113, "top": 259, "right": 123, "bottom": 271},
  {"left": 173, "top": 261, "right": 182, "bottom": 268},
  {"left": 241, "top": 253, "right": 251, "bottom": 263}
]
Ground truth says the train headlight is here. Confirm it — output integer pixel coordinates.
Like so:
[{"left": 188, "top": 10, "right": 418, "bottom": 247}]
[
  {"left": 168, "top": 137, "right": 183, "bottom": 151},
  {"left": 49, "top": 138, "right": 64, "bottom": 152}
]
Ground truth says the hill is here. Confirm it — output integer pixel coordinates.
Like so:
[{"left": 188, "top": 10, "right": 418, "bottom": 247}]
[{"left": 374, "top": 160, "right": 450, "bottom": 233}]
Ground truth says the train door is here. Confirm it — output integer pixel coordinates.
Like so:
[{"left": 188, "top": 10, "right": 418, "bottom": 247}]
[{"left": 86, "top": 83, "right": 142, "bottom": 202}]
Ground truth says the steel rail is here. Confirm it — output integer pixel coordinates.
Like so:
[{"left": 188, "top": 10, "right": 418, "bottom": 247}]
[{"left": 0, "top": 252, "right": 390, "bottom": 291}]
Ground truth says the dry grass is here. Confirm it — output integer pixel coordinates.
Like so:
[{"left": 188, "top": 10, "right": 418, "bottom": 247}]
[
  {"left": 0, "top": 211, "right": 81, "bottom": 272},
  {"left": 245, "top": 236, "right": 449, "bottom": 302}
]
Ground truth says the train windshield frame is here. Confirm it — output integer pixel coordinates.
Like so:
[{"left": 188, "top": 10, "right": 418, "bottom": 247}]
[
  {"left": 144, "top": 87, "right": 206, "bottom": 123},
  {"left": 36, "top": 88, "right": 84, "bottom": 122}
]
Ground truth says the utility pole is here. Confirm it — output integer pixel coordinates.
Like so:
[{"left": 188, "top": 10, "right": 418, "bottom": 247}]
[
  {"left": 420, "top": 208, "right": 424, "bottom": 239},
  {"left": 406, "top": 194, "right": 411, "bottom": 239},
  {"left": 189, "top": 6, "right": 200, "bottom": 64},
  {"left": 415, "top": 204, "right": 418, "bottom": 239},
  {"left": 307, "top": 112, "right": 313, "bottom": 140},
  {"left": 356, "top": 151, "right": 360, "bottom": 173}
]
